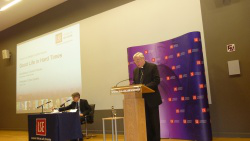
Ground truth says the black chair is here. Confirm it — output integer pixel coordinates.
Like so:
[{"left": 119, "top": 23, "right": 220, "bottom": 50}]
[{"left": 81, "top": 104, "right": 96, "bottom": 139}]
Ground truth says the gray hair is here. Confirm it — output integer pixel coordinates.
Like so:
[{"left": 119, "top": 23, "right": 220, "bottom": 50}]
[
  {"left": 133, "top": 52, "right": 145, "bottom": 59},
  {"left": 71, "top": 92, "right": 80, "bottom": 98}
]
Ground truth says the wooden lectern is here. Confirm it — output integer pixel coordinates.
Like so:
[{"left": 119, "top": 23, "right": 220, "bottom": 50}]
[{"left": 111, "top": 84, "right": 155, "bottom": 141}]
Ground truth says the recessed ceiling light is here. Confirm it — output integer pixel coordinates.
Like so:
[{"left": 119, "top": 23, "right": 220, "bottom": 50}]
[{"left": 0, "top": 0, "right": 22, "bottom": 11}]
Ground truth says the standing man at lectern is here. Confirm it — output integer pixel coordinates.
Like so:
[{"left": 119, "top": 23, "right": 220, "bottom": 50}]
[{"left": 133, "top": 52, "right": 162, "bottom": 141}]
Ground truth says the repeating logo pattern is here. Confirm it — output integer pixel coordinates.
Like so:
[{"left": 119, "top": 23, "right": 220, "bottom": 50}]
[{"left": 127, "top": 32, "right": 212, "bottom": 141}]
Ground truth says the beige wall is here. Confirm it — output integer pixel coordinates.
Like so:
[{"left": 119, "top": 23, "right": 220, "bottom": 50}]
[
  {"left": 0, "top": 0, "right": 249, "bottom": 137},
  {"left": 78, "top": 0, "right": 209, "bottom": 110}
]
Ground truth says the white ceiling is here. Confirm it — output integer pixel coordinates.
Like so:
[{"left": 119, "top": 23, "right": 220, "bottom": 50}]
[{"left": 0, "top": 0, "right": 67, "bottom": 32}]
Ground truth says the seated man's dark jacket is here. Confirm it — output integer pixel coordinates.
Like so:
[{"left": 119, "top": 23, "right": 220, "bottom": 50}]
[
  {"left": 133, "top": 61, "right": 162, "bottom": 107},
  {"left": 59, "top": 99, "right": 91, "bottom": 116}
]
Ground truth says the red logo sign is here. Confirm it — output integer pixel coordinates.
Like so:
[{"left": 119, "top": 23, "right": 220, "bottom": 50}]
[
  {"left": 168, "top": 98, "right": 172, "bottom": 102},
  {"left": 172, "top": 66, "right": 176, "bottom": 70},
  {"left": 166, "top": 76, "right": 170, "bottom": 80},
  {"left": 151, "top": 58, "right": 155, "bottom": 62},
  {"left": 195, "top": 119, "right": 200, "bottom": 124},
  {"left": 199, "top": 84, "right": 204, "bottom": 88},
  {"left": 197, "top": 60, "right": 201, "bottom": 65},
  {"left": 144, "top": 50, "right": 148, "bottom": 54},
  {"left": 36, "top": 118, "right": 46, "bottom": 136},
  {"left": 188, "top": 49, "right": 192, "bottom": 54},
  {"left": 170, "top": 119, "right": 174, "bottom": 124},
  {"left": 179, "top": 74, "right": 183, "bottom": 79},
  {"left": 176, "top": 109, "right": 180, "bottom": 114},
  {"left": 193, "top": 95, "right": 197, "bottom": 100},
  {"left": 202, "top": 108, "right": 207, "bottom": 113},
  {"left": 174, "top": 87, "right": 178, "bottom": 92},
  {"left": 165, "top": 56, "right": 168, "bottom": 60},
  {"left": 170, "top": 45, "right": 174, "bottom": 49},
  {"left": 183, "top": 119, "right": 187, "bottom": 124},
  {"left": 194, "top": 38, "right": 199, "bottom": 42},
  {"left": 190, "top": 72, "right": 194, "bottom": 77},
  {"left": 181, "top": 96, "right": 185, "bottom": 101}
]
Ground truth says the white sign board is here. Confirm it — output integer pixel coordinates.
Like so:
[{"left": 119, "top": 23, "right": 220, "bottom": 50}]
[{"left": 227, "top": 44, "right": 236, "bottom": 52}]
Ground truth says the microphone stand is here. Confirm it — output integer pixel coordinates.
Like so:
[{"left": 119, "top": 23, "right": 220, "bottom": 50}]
[
  {"left": 115, "top": 78, "right": 132, "bottom": 87},
  {"left": 37, "top": 101, "right": 51, "bottom": 114}
]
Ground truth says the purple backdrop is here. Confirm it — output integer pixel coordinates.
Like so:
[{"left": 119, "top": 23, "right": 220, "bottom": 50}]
[{"left": 127, "top": 32, "right": 212, "bottom": 141}]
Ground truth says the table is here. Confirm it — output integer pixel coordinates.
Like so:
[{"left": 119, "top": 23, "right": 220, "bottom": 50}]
[
  {"left": 28, "top": 112, "right": 82, "bottom": 141},
  {"left": 102, "top": 117, "right": 125, "bottom": 141}
]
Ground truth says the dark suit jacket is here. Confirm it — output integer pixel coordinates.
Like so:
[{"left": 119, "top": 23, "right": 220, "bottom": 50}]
[
  {"left": 59, "top": 99, "right": 91, "bottom": 116},
  {"left": 133, "top": 61, "right": 162, "bottom": 107}
]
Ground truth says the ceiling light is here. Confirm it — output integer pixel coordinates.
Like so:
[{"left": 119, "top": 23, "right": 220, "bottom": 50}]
[{"left": 0, "top": 0, "right": 22, "bottom": 11}]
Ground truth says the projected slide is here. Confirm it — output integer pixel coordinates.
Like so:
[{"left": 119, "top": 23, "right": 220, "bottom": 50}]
[{"left": 16, "top": 24, "right": 82, "bottom": 113}]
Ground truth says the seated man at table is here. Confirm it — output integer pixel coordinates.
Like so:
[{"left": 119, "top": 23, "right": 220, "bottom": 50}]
[{"left": 59, "top": 92, "right": 92, "bottom": 141}]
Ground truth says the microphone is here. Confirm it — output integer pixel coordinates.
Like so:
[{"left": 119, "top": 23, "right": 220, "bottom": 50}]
[
  {"left": 60, "top": 99, "right": 71, "bottom": 107},
  {"left": 115, "top": 78, "right": 132, "bottom": 87},
  {"left": 37, "top": 101, "right": 51, "bottom": 109}
]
